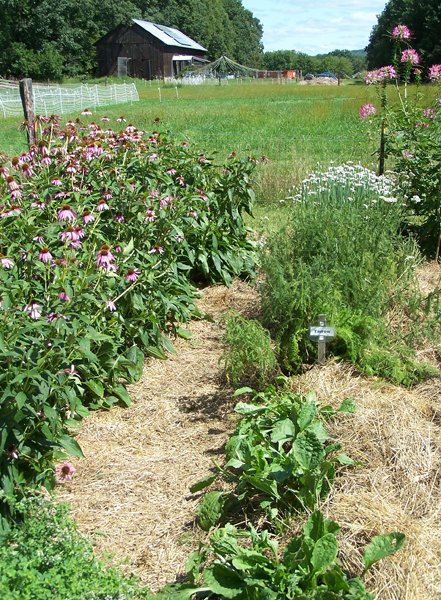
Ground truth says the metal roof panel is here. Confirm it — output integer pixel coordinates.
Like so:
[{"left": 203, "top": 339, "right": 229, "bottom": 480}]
[{"left": 132, "top": 19, "right": 207, "bottom": 52}]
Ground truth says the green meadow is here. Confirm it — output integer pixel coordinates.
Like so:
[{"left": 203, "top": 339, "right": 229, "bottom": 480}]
[{"left": 0, "top": 80, "right": 382, "bottom": 202}]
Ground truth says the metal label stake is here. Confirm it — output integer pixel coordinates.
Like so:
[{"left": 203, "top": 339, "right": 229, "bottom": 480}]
[{"left": 308, "top": 314, "right": 335, "bottom": 365}]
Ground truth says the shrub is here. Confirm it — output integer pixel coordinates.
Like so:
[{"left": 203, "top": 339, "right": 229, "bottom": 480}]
[
  {"left": 221, "top": 311, "right": 279, "bottom": 389},
  {"left": 0, "top": 494, "right": 152, "bottom": 600},
  {"left": 260, "top": 163, "right": 439, "bottom": 384},
  {"left": 0, "top": 115, "right": 260, "bottom": 517}
]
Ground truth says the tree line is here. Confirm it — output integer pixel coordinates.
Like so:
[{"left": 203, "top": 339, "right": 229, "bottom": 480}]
[{"left": 0, "top": 0, "right": 263, "bottom": 80}]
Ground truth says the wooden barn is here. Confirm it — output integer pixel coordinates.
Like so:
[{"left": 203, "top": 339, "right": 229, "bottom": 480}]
[{"left": 96, "top": 19, "right": 208, "bottom": 80}]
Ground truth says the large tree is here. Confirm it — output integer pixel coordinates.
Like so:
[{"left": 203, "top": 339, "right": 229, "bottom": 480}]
[{"left": 366, "top": 0, "right": 441, "bottom": 69}]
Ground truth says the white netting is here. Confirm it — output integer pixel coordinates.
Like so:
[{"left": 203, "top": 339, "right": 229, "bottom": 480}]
[
  {"left": 181, "top": 55, "right": 260, "bottom": 84},
  {"left": 0, "top": 80, "right": 139, "bottom": 118}
]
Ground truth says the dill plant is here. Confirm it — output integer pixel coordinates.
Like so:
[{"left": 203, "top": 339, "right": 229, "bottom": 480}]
[
  {"left": 260, "top": 163, "right": 438, "bottom": 384},
  {"left": 221, "top": 311, "right": 278, "bottom": 389}
]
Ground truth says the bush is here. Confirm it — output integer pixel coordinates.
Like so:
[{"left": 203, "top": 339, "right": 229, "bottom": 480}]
[
  {"left": 0, "top": 494, "right": 152, "bottom": 600},
  {"left": 260, "top": 163, "right": 439, "bottom": 384},
  {"left": 221, "top": 311, "right": 279, "bottom": 388},
  {"left": 0, "top": 115, "right": 260, "bottom": 517}
]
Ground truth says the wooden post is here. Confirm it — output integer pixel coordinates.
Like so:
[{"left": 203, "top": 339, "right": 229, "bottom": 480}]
[
  {"left": 19, "top": 78, "right": 37, "bottom": 147},
  {"left": 378, "top": 118, "right": 386, "bottom": 176}
]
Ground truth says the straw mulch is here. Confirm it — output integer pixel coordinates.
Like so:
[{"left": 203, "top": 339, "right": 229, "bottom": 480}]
[{"left": 57, "top": 265, "right": 440, "bottom": 598}]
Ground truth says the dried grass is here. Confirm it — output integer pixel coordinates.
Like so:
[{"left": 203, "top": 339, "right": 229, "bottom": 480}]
[{"left": 56, "top": 270, "right": 440, "bottom": 598}]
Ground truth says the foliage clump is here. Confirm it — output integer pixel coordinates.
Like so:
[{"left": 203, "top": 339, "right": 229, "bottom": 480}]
[
  {"left": 221, "top": 310, "right": 279, "bottom": 389},
  {"left": 260, "top": 163, "right": 439, "bottom": 384}
]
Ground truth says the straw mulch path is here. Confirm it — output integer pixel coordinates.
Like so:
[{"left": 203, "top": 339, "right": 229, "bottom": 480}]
[
  {"left": 57, "top": 265, "right": 440, "bottom": 598},
  {"left": 56, "top": 280, "right": 259, "bottom": 591}
]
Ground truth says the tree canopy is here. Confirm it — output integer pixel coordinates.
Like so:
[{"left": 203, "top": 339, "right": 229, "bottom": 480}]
[
  {"left": 0, "top": 0, "right": 263, "bottom": 80},
  {"left": 366, "top": 0, "right": 441, "bottom": 69},
  {"left": 262, "top": 49, "right": 365, "bottom": 76}
]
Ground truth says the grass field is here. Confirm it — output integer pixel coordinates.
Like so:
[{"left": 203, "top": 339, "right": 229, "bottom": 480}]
[{"left": 0, "top": 79, "right": 383, "bottom": 203}]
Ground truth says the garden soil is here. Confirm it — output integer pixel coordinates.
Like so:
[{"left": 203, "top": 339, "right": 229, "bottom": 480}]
[{"left": 57, "top": 266, "right": 441, "bottom": 600}]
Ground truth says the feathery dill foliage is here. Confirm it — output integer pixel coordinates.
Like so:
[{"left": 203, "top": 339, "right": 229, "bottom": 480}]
[
  {"left": 260, "top": 163, "right": 438, "bottom": 384},
  {"left": 221, "top": 310, "right": 279, "bottom": 389}
]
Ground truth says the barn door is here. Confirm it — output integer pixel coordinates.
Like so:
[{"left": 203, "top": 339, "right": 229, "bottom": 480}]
[{"left": 117, "top": 57, "right": 129, "bottom": 77}]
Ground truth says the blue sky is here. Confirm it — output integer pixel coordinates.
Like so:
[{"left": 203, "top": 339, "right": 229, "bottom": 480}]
[{"left": 241, "top": 0, "right": 388, "bottom": 54}]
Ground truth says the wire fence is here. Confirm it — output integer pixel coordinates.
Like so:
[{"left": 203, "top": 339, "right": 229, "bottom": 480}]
[{"left": 0, "top": 80, "right": 139, "bottom": 118}]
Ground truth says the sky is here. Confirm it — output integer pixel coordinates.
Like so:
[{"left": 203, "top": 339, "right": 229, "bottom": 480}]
[{"left": 241, "top": 0, "right": 388, "bottom": 54}]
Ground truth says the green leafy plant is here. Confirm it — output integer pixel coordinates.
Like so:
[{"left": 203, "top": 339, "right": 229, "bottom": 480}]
[
  {"left": 154, "top": 511, "right": 405, "bottom": 599},
  {"left": 260, "top": 163, "right": 439, "bottom": 384},
  {"left": 0, "top": 494, "right": 153, "bottom": 599},
  {"left": 192, "top": 386, "right": 355, "bottom": 529},
  {"left": 221, "top": 311, "right": 279, "bottom": 389}
]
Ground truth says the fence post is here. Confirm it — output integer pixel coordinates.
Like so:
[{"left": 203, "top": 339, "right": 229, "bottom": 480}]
[{"left": 19, "top": 78, "right": 37, "bottom": 146}]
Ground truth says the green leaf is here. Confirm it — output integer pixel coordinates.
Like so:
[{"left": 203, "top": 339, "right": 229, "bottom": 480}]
[
  {"left": 362, "top": 532, "right": 405, "bottom": 572},
  {"left": 85, "top": 380, "right": 104, "bottom": 398},
  {"left": 338, "top": 397, "right": 357, "bottom": 413},
  {"left": 196, "top": 492, "right": 227, "bottom": 531},
  {"left": 234, "top": 402, "right": 266, "bottom": 415},
  {"left": 298, "top": 400, "right": 317, "bottom": 430},
  {"left": 176, "top": 327, "right": 192, "bottom": 340},
  {"left": 292, "top": 431, "right": 325, "bottom": 471},
  {"left": 145, "top": 345, "right": 167, "bottom": 360},
  {"left": 189, "top": 474, "right": 218, "bottom": 494},
  {"left": 242, "top": 475, "right": 280, "bottom": 499},
  {"left": 311, "top": 533, "right": 339, "bottom": 573},
  {"left": 270, "top": 418, "right": 296, "bottom": 444},
  {"left": 111, "top": 384, "right": 131, "bottom": 407},
  {"left": 58, "top": 434, "right": 84, "bottom": 458},
  {"left": 15, "top": 392, "right": 27, "bottom": 410},
  {"left": 233, "top": 387, "right": 255, "bottom": 397},
  {"left": 123, "top": 237, "right": 134, "bottom": 256},
  {"left": 336, "top": 453, "right": 356, "bottom": 465},
  {"left": 204, "top": 564, "right": 244, "bottom": 598}
]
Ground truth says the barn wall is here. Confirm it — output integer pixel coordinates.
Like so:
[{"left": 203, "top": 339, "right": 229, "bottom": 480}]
[{"left": 96, "top": 25, "right": 206, "bottom": 79}]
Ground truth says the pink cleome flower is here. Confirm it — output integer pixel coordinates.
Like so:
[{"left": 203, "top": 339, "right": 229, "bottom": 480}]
[
  {"left": 55, "top": 462, "right": 76, "bottom": 482},
  {"left": 401, "top": 49, "right": 420, "bottom": 65},
  {"left": 391, "top": 24, "right": 411, "bottom": 40},
  {"left": 428, "top": 64, "right": 441, "bottom": 82},
  {"left": 359, "top": 103, "right": 377, "bottom": 119},
  {"left": 364, "top": 65, "right": 397, "bottom": 84}
]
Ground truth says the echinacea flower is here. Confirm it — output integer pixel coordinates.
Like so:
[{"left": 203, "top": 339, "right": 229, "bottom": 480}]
[
  {"left": 55, "top": 461, "right": 76, "bottom": 482},
  {"left": 82, "top": 210, "right": 95, "bottom": 224},
  {"left": 106, "top": 300, "right": 117, "bottom": 311},
  {"left": 96, "top": 244, "right": 115, "bottom": 270},
  {"left": 96, "top": 199, "right": 109, "bottom": 212},
  {"left": 39, "top": 247, "right": 52, "bottom": 263},
  {"left": 125, "top": 268, "right": 140, "bottom": 282},
  {"left": 391, "top": 24, "right": 411, "bottom": 40},
  {"left": 58, "top": 291, "right": 70, "bottom": 301},
  {"left": 25, "top": 302, "right": 42, "bottom": 319},
  {"left": 81, "top": 108, "right": 92, "bottom": 116},
  {"left": 58, "top": 204, "right": 76, "bottom": 222},
  {"left": 0, "top": 257, "right": 13, "bottom": 269}
]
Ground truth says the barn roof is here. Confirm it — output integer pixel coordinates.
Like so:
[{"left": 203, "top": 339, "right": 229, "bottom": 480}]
[{"left": 132, "top": 19, "right": 207, "bottom": 52}]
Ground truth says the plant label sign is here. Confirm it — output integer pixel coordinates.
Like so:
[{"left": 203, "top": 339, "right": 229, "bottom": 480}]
[{"left": 308, "top": 314, "right": 335, "bottom": 364}]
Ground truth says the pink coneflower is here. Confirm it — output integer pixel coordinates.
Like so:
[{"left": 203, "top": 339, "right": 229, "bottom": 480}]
[
  {"left": 82, "top": 210, "right": 95, "bottom": 224},
  {"left": 69, "top": 240, "right": 82, "bottom": 249},
  {"left": 0, "top": 257, "right": 13, "bottom": 268},
  {"left": 117, "top": 116, "right": 127, "bottom": 122},
  {"left": 149, "top": 153, "right": 158, "bottom": 162},
  {"left": 1, "top": 204, "right": 22, "bottom": 218},
  {"left": 391, "top": 24, "right": 411, "bottom": 40},
  {"left": 114, "top": 213, "right": 125, "bottom": 223},
  {"left": 55, "top": 462, "right": 76, "bottom": 482},
  {"left": 21, "top": 163, "right": 34, "bottom": 178},
  {"left": 101, "top": 116, "right": 110, "bottom": 122},
  {"left": 31, "top": 199, "right": 45, "bottom": 209},
  {"left": 47, "top": 312, "right": 67, "bottom": 323},
  {"left": 166, "top": 168, "right": 177, "bottom": 175},
  {"left": 177, "top": 175, "right": 185, "bottom": 186},
  {"left": 145, "top": 208, "right": 157, "bottom": 222},
  {"left": 60, "top": 226, "right": 77, "bottom": 242},
  {"left": 41, "top": 156, "right": 52, "bottom": 167},
  {"left": 64, "top": 364, "right": 79, "bottom": 376},
  {"left": 198, "top": 189, "right": 208, "bottom": 201},
  {"left": 359, "top": 103, "right": 377, "bottom": 119},
  {"left": 7, "top": 445, "right": 19, "bottom": 460},
  {"left": 39, "top": 247, "right": 52, "bottom": 263},
  {"left": 96, "top": 244, "right": 115, "bottom": 270},
  {"left": 428, "top": 64, "right": 441, "bottom": 82},
  {"left": 125, "top": 267, "right": 140, "bottom": 282},
  {"left": 81, "top": 108, "right": 92, "bottom": 116},
  {"left": 51, "top": 178, "right": 63, "bottom": 186},
  {"left": 106, "top": 300, "right": 117, "bottom": 311},
  {"left": 58, "top": 291, "right": 70, "bottom": 301},
  {"left": 149, "top": 244, "right": 164, "bottom": 254},
  {"left": 58, "top": 204, "right": 76, "bottom": 221},
  {"left": 102, "top": 190, "right": 112, "bottom": 200},
  {"left": 66, "top": 163, "right": 77, "bottom": 174},
  {"left": 260, "top": 155, "right": 270, "bottom": 164},
  {"left": 401, "top": 48, "right": 420, "bottom": 65},
  {"left": 96, "top": 199, "right": 109, "bottom": 212},
  {"left": 160, "top": 195, "right": 174, "bottom": 208},
  {"left": 6, "top": 176, "right": 19, "bottom": 191},
  {"left": 125, "top": 124, "right": 136, "bottom": 133},
  {"left": 25, "top": 302, "right": 42, "bottom": 319},
  {"left": 114, "top": 245, "right": 122, "bottom": 253}
]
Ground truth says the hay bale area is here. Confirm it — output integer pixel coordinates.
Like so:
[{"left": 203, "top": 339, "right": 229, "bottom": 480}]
[
  {"left": 292, "top": 362, "right": 441, "bottom": 600},
  {"left": 56, "top": 280, "right": 260, "bottom": 591}
]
